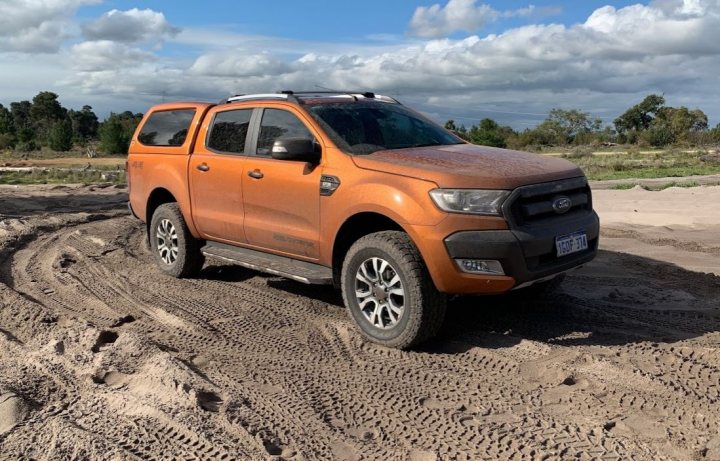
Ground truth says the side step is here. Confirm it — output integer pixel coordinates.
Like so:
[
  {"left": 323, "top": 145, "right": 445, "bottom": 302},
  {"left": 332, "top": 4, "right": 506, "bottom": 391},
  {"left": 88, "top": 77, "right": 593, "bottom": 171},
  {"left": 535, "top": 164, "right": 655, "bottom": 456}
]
[{"left": 201, "top": 242, "right": 333, "bottom": 285}]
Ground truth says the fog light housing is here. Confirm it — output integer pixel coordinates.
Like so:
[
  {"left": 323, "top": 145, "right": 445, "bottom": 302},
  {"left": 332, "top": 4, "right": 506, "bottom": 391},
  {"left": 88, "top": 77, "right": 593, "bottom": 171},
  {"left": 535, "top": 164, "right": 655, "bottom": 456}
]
[{"left": 455, "top": 259, "right": 504, "bottom": 275}]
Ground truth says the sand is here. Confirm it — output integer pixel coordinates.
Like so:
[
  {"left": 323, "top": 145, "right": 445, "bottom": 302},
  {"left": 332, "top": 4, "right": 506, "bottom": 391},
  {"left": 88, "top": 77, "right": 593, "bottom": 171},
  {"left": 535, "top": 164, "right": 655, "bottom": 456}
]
[
  {"left": 594, "top": 185, "right": 720, "bottom": 275},
  {"left": 0, "top": 183, "right": 718, "bottom": 460}
]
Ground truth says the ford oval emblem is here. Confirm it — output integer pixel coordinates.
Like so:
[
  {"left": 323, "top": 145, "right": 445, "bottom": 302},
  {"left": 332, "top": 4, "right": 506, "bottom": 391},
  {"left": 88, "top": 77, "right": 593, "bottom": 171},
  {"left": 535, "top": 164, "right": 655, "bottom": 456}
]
[{"left": 552, "top": 196, "right": 572, "bottom": 214}]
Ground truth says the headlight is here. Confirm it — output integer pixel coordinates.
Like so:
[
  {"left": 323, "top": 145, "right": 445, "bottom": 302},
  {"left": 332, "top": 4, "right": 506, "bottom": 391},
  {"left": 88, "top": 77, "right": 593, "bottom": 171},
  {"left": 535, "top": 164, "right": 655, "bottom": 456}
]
[{"left": 429, "top": 189, "right": 510, "bottom": 215}]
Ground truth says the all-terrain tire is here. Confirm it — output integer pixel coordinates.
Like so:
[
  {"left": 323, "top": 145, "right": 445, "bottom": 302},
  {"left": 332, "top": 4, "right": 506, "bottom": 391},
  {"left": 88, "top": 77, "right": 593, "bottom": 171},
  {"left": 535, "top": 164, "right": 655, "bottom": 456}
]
[
  {"left": 341, "top": 231, "right": 447, "bottom": 349},
  {"left": 149, "top": 203, "right": 204, "bottom": 278}
]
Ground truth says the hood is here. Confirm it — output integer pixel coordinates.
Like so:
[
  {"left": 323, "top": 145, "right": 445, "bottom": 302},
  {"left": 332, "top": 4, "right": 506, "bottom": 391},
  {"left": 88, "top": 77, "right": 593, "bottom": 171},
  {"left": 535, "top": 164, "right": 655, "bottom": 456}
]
[{"left": 351, "top": 143, "right": 584, "bottom": 189}]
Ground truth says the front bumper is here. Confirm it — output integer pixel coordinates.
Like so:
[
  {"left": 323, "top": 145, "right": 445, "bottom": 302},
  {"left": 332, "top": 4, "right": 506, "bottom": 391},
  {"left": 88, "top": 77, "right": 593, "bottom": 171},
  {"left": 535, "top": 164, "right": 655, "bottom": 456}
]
[{"left": 437, "top": 211, "right": 599, "bottom": 294}]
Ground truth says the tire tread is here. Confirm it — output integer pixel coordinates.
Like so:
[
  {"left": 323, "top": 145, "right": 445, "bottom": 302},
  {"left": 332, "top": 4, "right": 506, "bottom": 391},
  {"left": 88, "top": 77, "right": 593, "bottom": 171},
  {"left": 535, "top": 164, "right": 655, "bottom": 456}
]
[
  {"left": 341, "top": 231, "right": 446, "bottom": 349},
  {"left": 149, "top": 203, "right": 204, "bottom": 278}
]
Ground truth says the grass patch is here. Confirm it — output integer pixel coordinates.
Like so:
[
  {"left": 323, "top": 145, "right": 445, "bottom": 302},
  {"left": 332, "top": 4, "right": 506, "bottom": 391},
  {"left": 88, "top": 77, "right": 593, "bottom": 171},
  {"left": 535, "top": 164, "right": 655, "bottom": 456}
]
[
  {"left": 1, "top": 145, "right": 102, "bottom": 160},
  {"left": 611, "top": 183, "right": 640, "bottom": 190},
  {"left": 0, "top": 168, "right": 126, "bottom": 185},
  {"left": 566, "top": 149, "right": 720, "bottom": 180},
  {"left": 654, "top": 180, "right": 701, "bottom": 190},
  {"left": 0, "top": 146, "right": 126, "bottom": 168},
  {"left": 611, "top": 180, "right": 703, "bottom": 191}
]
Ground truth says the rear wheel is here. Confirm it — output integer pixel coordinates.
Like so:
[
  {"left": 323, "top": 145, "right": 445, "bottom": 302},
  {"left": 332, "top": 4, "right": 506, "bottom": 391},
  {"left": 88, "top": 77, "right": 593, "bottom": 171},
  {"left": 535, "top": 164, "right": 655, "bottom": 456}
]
[
  {"left": 341, "top": 231, "right": 446, "bottom": 349},
  {"left": 149, "top": 203, "right": 204, "bottom": 278}
]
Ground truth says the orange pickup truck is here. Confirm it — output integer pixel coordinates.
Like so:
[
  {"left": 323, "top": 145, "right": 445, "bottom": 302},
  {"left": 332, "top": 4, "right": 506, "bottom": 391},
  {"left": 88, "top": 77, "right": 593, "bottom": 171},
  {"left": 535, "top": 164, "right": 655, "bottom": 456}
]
[{"left": 127, "top": 91, "right": 599, "bottom": 349}]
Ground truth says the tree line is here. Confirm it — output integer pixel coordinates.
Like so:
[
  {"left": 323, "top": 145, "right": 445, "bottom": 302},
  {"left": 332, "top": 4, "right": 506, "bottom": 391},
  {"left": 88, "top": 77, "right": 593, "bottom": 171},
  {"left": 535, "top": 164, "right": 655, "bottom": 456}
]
[
  {"left": 445, "top": 94, "right": 720, "bottom": 150},
  {"left": 0, "top": 91, "right": 142, "bottom": 155},
  {"left": 2, "top": 91, "right": 718, "bottom": 156}
]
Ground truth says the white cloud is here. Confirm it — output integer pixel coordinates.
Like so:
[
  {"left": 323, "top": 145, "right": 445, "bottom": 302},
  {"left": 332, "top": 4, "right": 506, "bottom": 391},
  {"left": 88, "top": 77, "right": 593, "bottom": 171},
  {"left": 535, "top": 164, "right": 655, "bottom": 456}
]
[
  {"left": 158, "top": 0, "right": 719, "bottom": 98},
  {"left": 81, "top": 8, "right": 180, "bottom": 43},
  {"left": 190, "top": 52, "right": 290, "bottom": 78},
  {"left": 70, "top": 40, "right": 156, "bottom": 71},
  {"left": 408, "top": 0, "right": 561, "bottom": 38},
  {"left": 3, "top": 0, "right": 720, "bottom": 128},
  {"left": 0, "top": 0, "right": 100, "bottom": 52}
]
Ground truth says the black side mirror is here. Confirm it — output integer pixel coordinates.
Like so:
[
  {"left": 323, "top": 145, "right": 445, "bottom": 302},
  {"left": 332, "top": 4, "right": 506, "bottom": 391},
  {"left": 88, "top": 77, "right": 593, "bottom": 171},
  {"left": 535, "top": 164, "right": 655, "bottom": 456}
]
[{"left": 271, "top": 138, "right": 321, "bottom": 163}]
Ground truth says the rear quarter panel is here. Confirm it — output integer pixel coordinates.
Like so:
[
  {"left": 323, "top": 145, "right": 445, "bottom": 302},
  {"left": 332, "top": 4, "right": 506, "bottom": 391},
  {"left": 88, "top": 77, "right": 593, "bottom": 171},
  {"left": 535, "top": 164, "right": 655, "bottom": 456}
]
[{"left": 128, "top": 103, "right": 213, "bottom": 237}]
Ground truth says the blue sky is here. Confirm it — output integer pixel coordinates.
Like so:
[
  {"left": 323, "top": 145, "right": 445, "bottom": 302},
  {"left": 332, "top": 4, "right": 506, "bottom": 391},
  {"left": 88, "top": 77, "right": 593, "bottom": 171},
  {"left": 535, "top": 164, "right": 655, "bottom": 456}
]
[
  {"left": 0, "top": 0, "right": 718, "bottom": 129},
  {"left": 76, "top": 0, "right": 638, "bottom": 43}
]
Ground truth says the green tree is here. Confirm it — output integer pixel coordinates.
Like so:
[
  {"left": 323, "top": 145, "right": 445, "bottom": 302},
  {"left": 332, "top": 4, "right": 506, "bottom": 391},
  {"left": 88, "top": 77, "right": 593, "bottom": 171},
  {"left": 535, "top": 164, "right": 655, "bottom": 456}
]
[
  {"left": 639, "top": 106, "right": 708, "bottom": 147},
  {"left": 99, "top": 117, "right": 129, "bottom": 154},
  {"left": 48, "top": 117, "right": 73, "bottom": 151},
  {"left": 30, "top": 91, "right": 66, "bottom": 144},
  {"left": 468, "top": 118, "right": 512, "bottom": 148},
  {"left": 10, "top": 100, "right": 34, "bottom": 143},
  {"left": 524, "top": 120, "right": 565, "bottom": 146},
  {"left": 0, "top": 104, "right": 15, "bottom": 149},
  {"left": 0, "top": 104, "right": 13, "bottom": 135},
  {"left": 99, "top": 112, "right": 142, "bottom": 154},
  {"left": 657, "top": 106, "right": 707, "bottom": 141},
  {"left": 444, "top": 119, "right": 469, "bottom": 140},
  {"left": 547, "top": 108, "right": 602, "bottom": 144},
  {"left": 614, "top": 94, "right": 665, "bottom": 136},
  {"left": 69, "top": 105, "right": 99, "bottom": 141},
  {"left": 709, "top": 123, "right": 720, "bottom": 144}
]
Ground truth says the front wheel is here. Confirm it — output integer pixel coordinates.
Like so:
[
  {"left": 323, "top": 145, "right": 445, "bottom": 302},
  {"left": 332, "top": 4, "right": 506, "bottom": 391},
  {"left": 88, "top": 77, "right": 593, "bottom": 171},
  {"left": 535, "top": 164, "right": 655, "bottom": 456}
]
[
  {"left": 149, "top": 203, "right": 204, "bottom": 278},
  {"left": 341, "top": 231, "right": 446, "bottom": 349}
]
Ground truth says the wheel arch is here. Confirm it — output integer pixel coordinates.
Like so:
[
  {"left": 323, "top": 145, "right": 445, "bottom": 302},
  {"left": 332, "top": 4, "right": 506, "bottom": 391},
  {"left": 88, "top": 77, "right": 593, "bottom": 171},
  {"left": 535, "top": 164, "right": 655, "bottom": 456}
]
[
  {"left": 331, "top": 212, "right": 408, "bottom": 288},
  {"left": 146, "top": 187, "right": 176, "bottom": 220},
  {"left": 146, "top": 188, "right": 187, "bottom": 242}
]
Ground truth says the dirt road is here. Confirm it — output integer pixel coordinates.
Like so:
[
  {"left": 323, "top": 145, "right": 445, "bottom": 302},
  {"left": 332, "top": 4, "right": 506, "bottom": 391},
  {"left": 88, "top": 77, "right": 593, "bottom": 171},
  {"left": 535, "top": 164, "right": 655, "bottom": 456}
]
[{"left": 1, "top": 184, "right": 719, "bottom": 460}]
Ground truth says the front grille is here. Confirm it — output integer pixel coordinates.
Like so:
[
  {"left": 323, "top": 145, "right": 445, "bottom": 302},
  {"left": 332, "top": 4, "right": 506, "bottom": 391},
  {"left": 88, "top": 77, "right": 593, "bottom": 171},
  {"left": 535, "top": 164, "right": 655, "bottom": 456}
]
[{"left": 504, "top": 177, "right": 592, "bottom": 227}]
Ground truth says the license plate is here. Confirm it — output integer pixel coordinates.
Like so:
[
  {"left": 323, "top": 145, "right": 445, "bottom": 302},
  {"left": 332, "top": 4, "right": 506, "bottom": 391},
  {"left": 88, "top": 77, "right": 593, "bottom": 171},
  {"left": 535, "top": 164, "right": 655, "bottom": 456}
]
[{"left": 555, "top": 231, "right": 588, "bottom": 257}]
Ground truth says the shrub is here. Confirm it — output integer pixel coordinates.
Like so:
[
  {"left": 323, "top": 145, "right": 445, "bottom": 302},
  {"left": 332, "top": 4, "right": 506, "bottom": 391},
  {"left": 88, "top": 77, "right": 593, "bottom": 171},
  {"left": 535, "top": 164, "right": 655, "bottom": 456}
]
[
  {"left": 15, "top": 140, "right": 38, "bottom": 152},
  {"left": 99, "top": 118, "right": 131, "bottom": 154},
  {"left": 0, "top": 133, "right": 15, "bottom": 150},
  {"left": 48, "top": 118, "right": 73, "bottom": 151}
]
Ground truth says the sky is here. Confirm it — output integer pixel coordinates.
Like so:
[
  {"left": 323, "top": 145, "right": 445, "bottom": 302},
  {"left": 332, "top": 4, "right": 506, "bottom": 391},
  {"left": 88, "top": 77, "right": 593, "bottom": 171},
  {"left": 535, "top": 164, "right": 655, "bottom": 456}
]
[{"left": 0, "top": 0, "right": 719, "bottom": 129}]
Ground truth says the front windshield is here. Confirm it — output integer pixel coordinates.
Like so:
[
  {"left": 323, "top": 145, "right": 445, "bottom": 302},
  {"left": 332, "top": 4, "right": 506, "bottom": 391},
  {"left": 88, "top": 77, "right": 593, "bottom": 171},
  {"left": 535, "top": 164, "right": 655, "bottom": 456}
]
[{"left": 306, "top": 102, "right": 464, "bottom": 155}]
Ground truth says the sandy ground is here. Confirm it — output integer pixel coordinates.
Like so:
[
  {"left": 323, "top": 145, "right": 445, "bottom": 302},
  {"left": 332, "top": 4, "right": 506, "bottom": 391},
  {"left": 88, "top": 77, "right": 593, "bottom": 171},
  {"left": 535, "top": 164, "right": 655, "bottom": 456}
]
[{"left": 0, "top": 183, "right": 718, "bottom": 460}]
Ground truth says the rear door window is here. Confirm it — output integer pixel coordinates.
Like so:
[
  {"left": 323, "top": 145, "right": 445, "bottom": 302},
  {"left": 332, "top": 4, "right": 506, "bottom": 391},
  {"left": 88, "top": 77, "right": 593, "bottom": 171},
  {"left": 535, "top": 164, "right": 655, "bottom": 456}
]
[
  {"left": 138, "top": 109, "right": 196, "bottom": 146},
  {"left": 207, "top": 109, "right": 253, "bottom": 154}
]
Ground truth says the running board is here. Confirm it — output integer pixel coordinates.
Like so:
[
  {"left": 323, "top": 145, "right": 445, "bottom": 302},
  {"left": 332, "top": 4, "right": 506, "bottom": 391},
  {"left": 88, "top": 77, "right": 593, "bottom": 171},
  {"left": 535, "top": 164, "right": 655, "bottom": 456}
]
[{"left": 201, "top": 242, "right": 333, "bottom": 285}]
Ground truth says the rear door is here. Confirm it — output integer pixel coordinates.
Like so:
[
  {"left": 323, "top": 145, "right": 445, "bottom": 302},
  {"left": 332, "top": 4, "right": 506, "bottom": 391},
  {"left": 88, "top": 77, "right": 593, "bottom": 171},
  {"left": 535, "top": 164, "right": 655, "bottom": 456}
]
[
  {"left": 241, "top": 107, "right": 323, "bottom": 259},
  {"left": 188, "top": 107, "right": 255, "bottom": 244}
]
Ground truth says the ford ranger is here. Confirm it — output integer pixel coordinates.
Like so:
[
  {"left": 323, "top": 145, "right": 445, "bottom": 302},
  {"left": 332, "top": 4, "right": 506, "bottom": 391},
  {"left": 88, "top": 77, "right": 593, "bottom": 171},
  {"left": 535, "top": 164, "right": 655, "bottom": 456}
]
[{"left": 127, "top": 91, "right": 599, "bottom": 349}]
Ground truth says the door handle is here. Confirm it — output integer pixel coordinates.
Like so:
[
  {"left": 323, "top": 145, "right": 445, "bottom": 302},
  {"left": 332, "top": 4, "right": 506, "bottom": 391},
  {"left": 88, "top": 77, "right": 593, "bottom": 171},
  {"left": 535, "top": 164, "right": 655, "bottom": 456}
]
[
  {"left": 248, "top": 169, "right": 264, "bottom": 179},
  {"left": 196, "top": 163, "right": 210, "bottom": 172}
]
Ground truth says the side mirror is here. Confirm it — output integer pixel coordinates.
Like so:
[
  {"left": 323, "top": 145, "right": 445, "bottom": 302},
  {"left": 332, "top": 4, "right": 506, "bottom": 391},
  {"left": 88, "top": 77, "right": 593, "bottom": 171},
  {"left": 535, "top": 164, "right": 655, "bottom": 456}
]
[{"left": 271, "top": 138, "right": 321, "bottom": 163}]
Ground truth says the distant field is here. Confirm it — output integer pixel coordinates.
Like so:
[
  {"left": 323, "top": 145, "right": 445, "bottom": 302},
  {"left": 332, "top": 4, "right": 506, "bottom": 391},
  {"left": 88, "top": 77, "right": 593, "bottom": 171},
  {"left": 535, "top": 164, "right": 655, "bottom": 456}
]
[
  {"left": 0, "top": 157, "right": 125, "bottom": 168},
  {"left": 1, "top": 146, "right": 719, "bottom": 185},
  {"left": 545, "top": 148, "right": 720, "bottom": 181},
  {"left": 0, "top": 148, "right": 126, "bottom": 185},
  {"left": 0, "top": 166, "right": 125, "bottom": 186}
]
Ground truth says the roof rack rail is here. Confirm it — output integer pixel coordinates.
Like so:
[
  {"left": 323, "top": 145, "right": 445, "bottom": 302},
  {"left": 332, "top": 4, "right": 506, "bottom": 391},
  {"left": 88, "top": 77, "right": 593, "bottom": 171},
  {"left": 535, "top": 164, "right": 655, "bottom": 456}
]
[
  {"left": 222, "top": 91, "right": 400, "bottom": 105},
  {"left": 225, "top": 93, "right": 291, "bottom": 104},
  {"left": 280, "top": 90, "right": 400, "bottom": 104}
]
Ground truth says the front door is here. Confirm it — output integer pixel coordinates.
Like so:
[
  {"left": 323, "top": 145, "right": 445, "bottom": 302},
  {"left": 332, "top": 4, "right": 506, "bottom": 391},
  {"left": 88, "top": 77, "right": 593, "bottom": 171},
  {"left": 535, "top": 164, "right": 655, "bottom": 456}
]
[{"left": 242, "top": 108, "right": 322, "bottom": 259}]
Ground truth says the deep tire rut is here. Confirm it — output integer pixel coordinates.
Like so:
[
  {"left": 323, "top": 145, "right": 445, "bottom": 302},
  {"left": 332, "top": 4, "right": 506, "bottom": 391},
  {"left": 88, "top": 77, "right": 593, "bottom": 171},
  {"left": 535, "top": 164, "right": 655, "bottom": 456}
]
[{"left": 1, "top": 211, "right": 719, "bottom": 460}]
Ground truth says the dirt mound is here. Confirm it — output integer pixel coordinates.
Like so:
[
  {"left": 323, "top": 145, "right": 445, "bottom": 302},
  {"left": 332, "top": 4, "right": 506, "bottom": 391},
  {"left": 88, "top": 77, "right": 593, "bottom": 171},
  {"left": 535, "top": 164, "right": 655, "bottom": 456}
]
[
  {"left": 0, "top": 184, "right": 719, "bottom": 460},
  {"left": 0, "top": 391, "right": 30, "bottom": 434}
]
